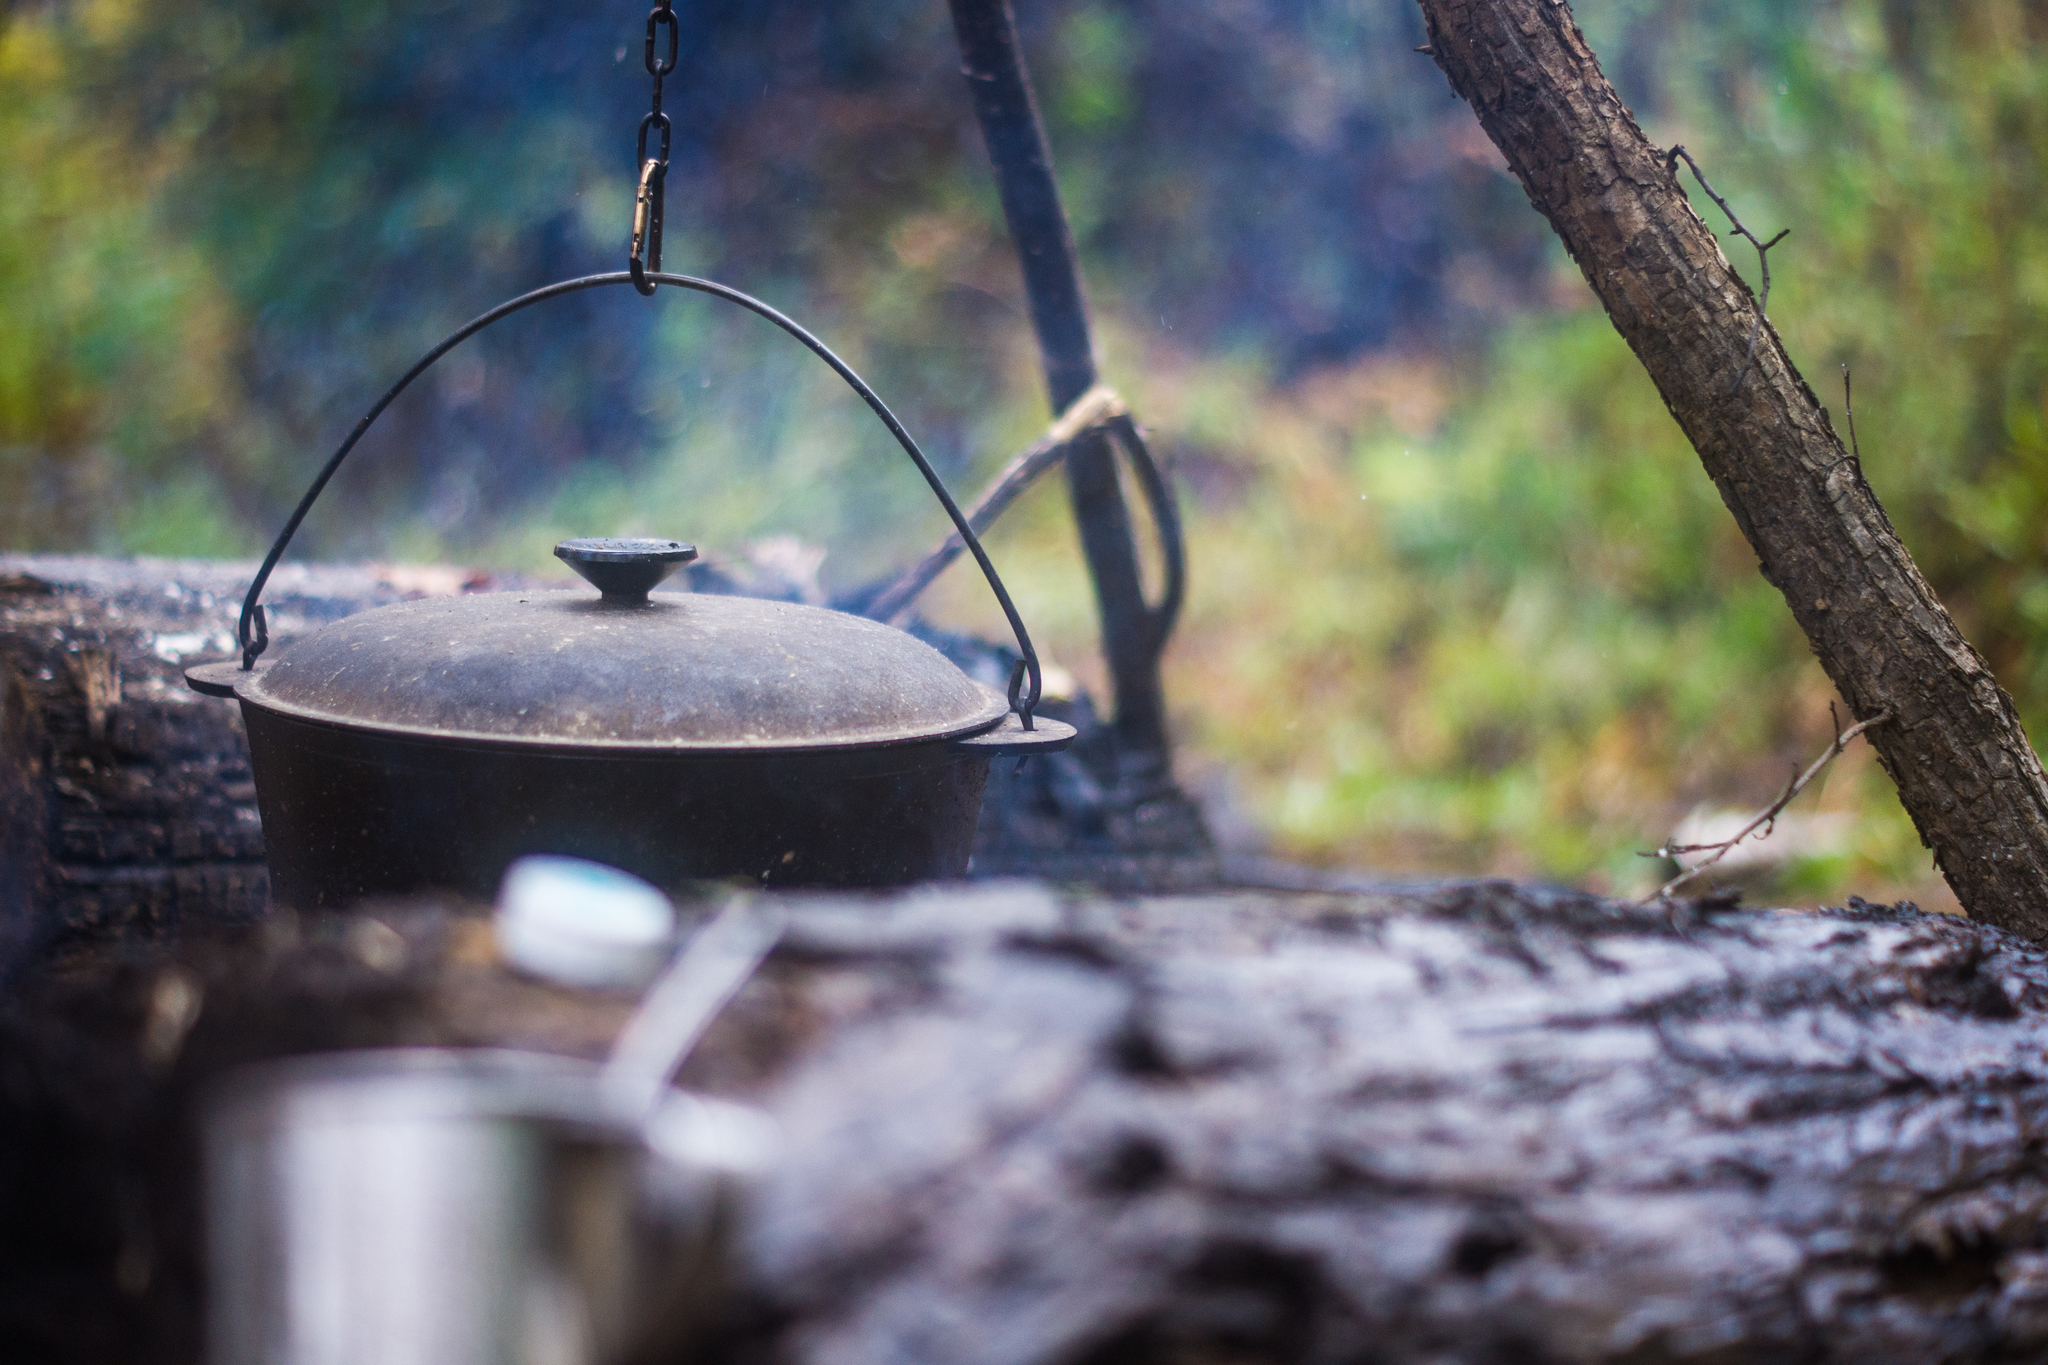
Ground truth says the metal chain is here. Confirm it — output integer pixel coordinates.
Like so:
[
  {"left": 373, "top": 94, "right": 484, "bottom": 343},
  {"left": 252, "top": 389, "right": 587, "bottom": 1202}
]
[{"left": 629, "top": 2, "right": 678, "bottom": 296}]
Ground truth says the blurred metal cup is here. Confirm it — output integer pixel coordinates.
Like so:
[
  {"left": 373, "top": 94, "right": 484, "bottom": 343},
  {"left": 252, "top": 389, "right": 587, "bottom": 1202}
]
[{"left": 203, "top": 1048, "right": 775, "bottom": 1365}]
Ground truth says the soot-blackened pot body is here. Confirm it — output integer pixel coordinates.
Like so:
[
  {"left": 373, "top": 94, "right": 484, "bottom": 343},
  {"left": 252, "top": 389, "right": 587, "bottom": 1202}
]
[
  {"left": 241, "top": 704, "right": 1000, "bottom": 910},
  {"left": 189, "top": 550, "right": 1072, "bottom": 910}
]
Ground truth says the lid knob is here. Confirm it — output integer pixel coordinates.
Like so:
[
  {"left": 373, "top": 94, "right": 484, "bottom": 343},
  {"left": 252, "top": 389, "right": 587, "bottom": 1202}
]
[{"left": 555, "top": 538, "right": 699, "bottom": 604}]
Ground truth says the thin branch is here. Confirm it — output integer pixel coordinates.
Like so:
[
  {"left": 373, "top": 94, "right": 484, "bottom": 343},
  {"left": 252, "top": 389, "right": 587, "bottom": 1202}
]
[
  {"left": 1844, "top": 364, "right": 1860, "bottom": 462},
  {"left": 1665, "top": 145, "right": 1788, "bottom": 393},
  {"left": 1817, "top": 364, "right": 1861, "bottom": 474},
  {"left": 1641, "top": 706, "right": 1893, "bottom": 904},
  {"left": 861, "top": 385, "right": 1127, "bottom": 623}
]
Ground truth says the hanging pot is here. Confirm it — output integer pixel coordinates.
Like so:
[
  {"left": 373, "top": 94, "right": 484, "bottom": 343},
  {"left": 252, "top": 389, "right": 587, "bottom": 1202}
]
[
  {"left": 185, "top": 272, "right": 1072, "bottom": 909},
  {"left": 186, "top": 538, "right": 1068, "bottom": 906}
]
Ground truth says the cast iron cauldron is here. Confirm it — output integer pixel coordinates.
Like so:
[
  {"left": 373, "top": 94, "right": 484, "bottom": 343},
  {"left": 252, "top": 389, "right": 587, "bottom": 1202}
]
[
  {"left": 183, "top": 269, "right": 1078, "bottom": 911},
  {"left": 188, "top": 539, "right": 1072, "bottom": 909}
]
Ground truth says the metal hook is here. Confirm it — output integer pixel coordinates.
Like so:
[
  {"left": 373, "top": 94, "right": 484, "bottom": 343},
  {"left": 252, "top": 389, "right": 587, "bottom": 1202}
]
[
  {"left": 239, "top": 604, "right": 267, "bottom": 671},
  {"left": 1007, "top": 657, "right": 1036, "bottom": 731},
  {"left": 629, "top": 158, "right": 664, "bottom": 297}
]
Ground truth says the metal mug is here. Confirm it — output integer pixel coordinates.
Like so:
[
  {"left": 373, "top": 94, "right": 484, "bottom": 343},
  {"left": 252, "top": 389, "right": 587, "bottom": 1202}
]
[{"left": 203, "top": 1048, "right": 775, "bottom": 1365}]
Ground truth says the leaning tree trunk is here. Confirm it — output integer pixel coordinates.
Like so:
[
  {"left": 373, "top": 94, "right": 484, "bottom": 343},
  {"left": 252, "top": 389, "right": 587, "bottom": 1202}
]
[{"left": 1413, "top": 0, "right": 2048, "bottom": 943}]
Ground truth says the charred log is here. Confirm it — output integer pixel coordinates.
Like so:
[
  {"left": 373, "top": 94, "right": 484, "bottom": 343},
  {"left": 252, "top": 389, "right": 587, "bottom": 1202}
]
[{"left": 0, "top": 556, "right": 429, "bottom": 968}]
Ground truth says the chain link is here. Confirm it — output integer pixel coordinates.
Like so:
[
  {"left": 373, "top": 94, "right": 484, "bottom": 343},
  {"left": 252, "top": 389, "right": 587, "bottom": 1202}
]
[{"left": 630, "top": 2, "right": 679, "bottom": 295}]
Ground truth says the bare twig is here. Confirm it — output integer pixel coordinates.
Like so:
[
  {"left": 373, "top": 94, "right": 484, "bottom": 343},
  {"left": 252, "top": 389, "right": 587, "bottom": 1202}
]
[
  {"left": 863, "top": 384, "right": 1127, "bottom": 623},
  {"left": 1641, "top": 705, "right": 1893, "bottom": 904},
  {"left": 1844, "top": 364, "right": 1860, "bottom": 462},
  {"left": 1817, "top": 365, "right": 1861, "bottom": 475},
  {"left": 1664, "top": 146, "right": 1788, "bottom": 393}
]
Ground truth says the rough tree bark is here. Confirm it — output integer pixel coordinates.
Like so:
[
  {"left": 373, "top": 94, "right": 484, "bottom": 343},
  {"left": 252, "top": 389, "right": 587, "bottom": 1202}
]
[
  {"left": 14, "top": 883, "right": 2048, "bottom": 1363},
  {"left": 1412, "top": 0, "right": 2048, "bottom": 942}
]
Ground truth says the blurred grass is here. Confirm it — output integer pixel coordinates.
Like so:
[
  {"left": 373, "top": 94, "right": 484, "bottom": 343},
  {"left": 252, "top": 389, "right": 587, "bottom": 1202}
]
[
  {"left": 927, "top": 0, "right": 2048, "bottom": 906},
  {"left": 11, "top": 0, "right": 2048, "bottom": 909},
  {"left": 922, "top": 309, "right": 1941, "bottom": 903}
]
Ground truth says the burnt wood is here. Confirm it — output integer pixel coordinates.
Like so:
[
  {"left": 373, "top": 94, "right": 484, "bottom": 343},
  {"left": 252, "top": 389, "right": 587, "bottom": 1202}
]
[
  {"left": 0, "top": 555, "right": 453, "bottom": 971},
  {"left": 1412, "top": 0, "right": 2048, "bottom": 943}
]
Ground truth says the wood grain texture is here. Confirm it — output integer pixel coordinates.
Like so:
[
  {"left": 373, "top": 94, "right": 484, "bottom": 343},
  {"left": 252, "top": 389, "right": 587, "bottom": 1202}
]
[{"left": 1413, "top": 0, "right": 2048, "bottom": 943}]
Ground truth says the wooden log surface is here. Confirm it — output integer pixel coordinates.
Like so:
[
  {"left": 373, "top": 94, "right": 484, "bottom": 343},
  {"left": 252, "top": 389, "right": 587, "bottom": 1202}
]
[{"left": 9, "top": 881, "right": 2048, "bottom": 1363}]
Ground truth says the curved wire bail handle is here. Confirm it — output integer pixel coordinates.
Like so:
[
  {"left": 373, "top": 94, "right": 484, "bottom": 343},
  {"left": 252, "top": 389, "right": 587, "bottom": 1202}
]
[{"left": 234, "top": 270, "right": 1044, "bottom": 727}]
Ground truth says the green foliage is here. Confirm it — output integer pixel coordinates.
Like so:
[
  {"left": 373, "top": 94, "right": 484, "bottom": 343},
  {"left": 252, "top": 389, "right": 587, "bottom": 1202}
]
[
  {"left": 1673, "top": 0, "right": 2048, "bottom": 743},
  {"left": 1053, "top": 6, "right": 1138, "bottom": 132},
  {"left": 0, "top": 3, "right": 247, "bottom": 548},
  {"left": 1115, "top": 312, "right": 1821, "bottom": 890},
  {"left": 1138, "top": 0, "right": 2048, "bottom": 898}
]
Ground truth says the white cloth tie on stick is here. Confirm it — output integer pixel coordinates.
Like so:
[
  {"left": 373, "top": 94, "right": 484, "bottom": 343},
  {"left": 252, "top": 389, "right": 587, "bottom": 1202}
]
[{"left": 866, "top": 384, "right": 1130, "bottom": 624}]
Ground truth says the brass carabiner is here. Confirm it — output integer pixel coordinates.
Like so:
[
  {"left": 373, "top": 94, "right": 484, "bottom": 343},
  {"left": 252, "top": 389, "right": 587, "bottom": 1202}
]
[{"left": 629, "top": 157, "right": 664, "bottom": 296}]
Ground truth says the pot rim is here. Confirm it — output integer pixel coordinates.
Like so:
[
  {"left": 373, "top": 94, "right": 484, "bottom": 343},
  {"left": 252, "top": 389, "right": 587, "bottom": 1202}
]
[
  {"left": 205, "top": 1047, "right": 639, "bottom": 1137},
  {"left": 203, "top": 1047, "right": 780, "bottom": 1179},
  {"left": 188, "top": 658, "right": 1014, "bottom": 756}
]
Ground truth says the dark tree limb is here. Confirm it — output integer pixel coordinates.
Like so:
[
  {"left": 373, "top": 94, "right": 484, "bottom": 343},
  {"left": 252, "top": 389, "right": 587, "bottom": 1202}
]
[
  {"left": 946, "top": 0, "right": 1177, "bottom": 781},
  {"left": 1414, "top": 0, "right": 2048, "bottom": 942}
]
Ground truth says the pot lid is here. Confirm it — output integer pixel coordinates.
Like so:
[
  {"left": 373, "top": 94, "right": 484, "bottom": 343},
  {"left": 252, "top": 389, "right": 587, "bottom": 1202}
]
[{"left": 191, "top": 538, "right": 1010, "bottom": 751}]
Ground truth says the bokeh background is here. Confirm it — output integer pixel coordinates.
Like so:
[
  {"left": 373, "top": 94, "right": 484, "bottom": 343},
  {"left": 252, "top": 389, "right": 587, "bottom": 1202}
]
[{"left": 7, "top": 0, "right": 2044, "bottom": 905}]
